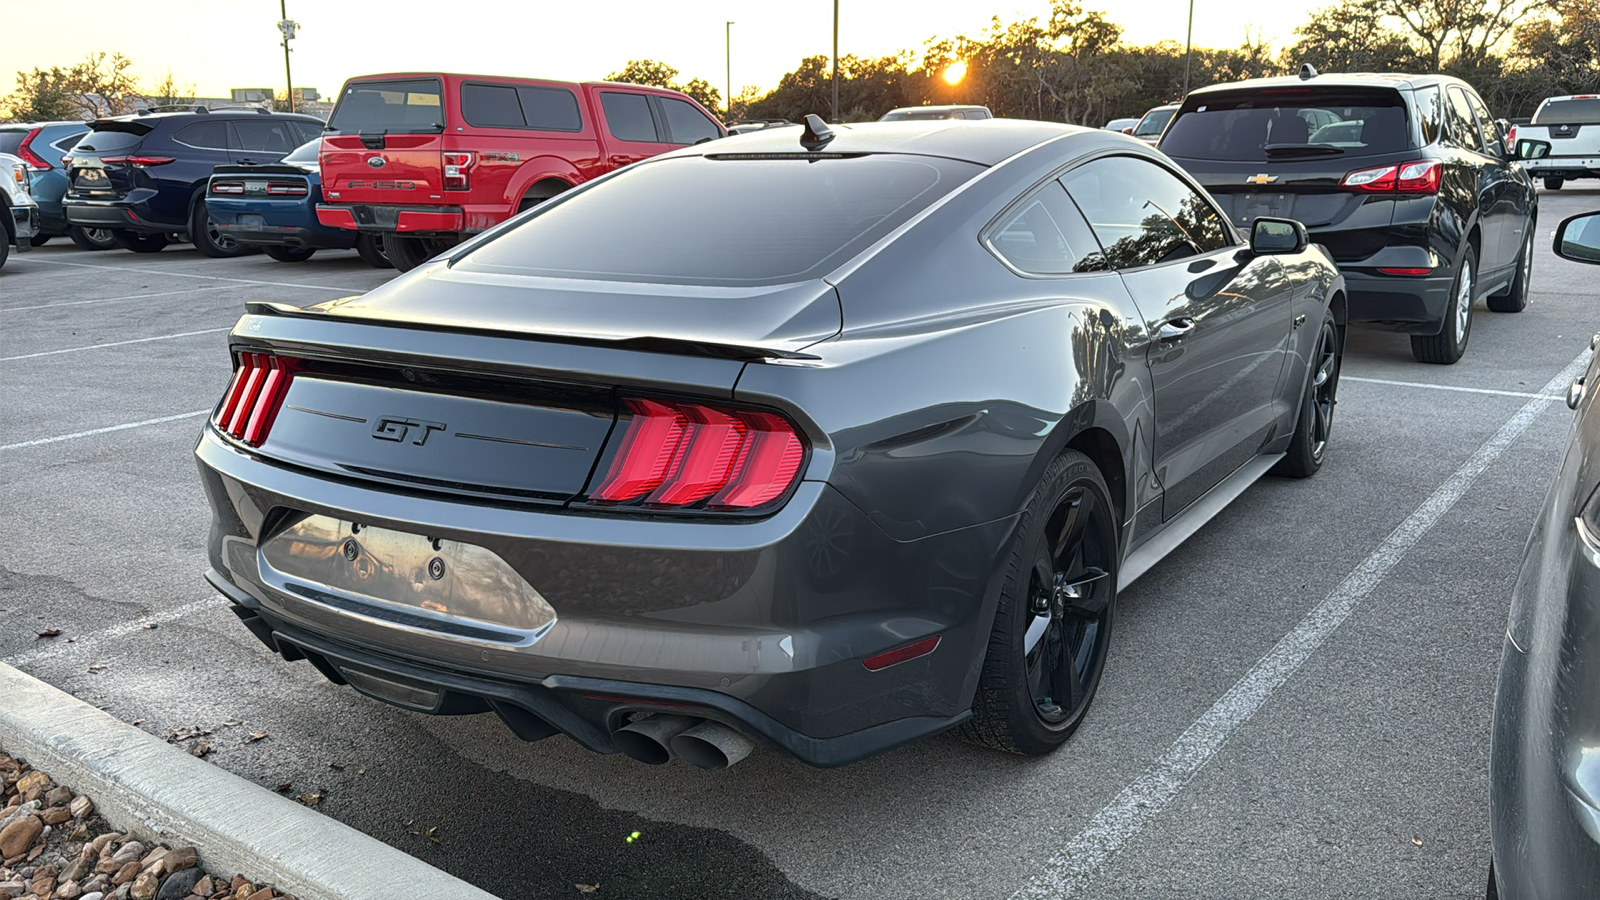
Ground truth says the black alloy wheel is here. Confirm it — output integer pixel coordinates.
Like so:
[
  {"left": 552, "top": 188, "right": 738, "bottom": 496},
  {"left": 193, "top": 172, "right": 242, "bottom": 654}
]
[
  {"left": 381, "top": 233, "right": 456, "bottom": 272},
  {"left": 109, "top": 230, "right": 169, "bottom": 253},
  {"left": 355, "top": 233, "right": 393, "bottom": 269},
  {"left": 1272, "top": 310, "right": 1340, "bottom": 478},
  {"left": 964, "top": 450, "right": 1117, "bottom": 755},
  {"left": 190, "top": 202, "right": 247, "bottom": 258},
  {"left": 1411, "top": 244, "right": 1475, "bottom": 364},
  {"left": 68, "top": 225, "right": 116, "bottom": 251},
  {"left": 264, "top": 245, "right": 317, "bottom": 263},
  {"left": 1487, "top": 229, "right": 1533, "bottom": 313}
]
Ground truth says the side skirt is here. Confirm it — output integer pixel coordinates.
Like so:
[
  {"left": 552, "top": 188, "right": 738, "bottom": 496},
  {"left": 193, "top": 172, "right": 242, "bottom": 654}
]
[{"left": 1117, "top": 452, "right": 1285, "bottom": 591}]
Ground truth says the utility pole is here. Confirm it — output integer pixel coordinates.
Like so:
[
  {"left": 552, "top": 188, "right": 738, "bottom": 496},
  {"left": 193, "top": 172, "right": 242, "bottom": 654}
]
[
  {"left": 1182, "top": 0, "right": 1195, "bottom": 97},
  {"left": 726, "top": 21, "right": 734, "bottom": 121},
  {"left": 831, "top": 0, "right": 840, "bottom": 122},
  {"left": 278, "top": 0, "right": 298, "bottom": 112}
]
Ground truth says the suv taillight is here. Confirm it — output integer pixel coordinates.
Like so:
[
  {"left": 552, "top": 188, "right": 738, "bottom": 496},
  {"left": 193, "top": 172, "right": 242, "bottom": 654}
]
[
  {"left": 443, "top": 151, "right": 474, "bottom": 190},
  {"left": 214, "top": 352, "right": 299, "bottom": 446},
  {"left": 589, "top": 398, "right": 805, "bottom": 512},
  {"left": 1340, "top": 160, "right": 1441, "bottom": 194},
  {"left": 16, "top": 129, "right": 52, "bottom": 170},
  {"left": 100, "top": 156, "right": 176, "bottom": 168}
]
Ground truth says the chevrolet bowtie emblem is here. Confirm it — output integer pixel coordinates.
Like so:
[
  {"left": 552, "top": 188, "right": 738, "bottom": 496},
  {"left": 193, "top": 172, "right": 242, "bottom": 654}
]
[{"left": 1245, "top": 174, "right": 1278, "bottom": 185}]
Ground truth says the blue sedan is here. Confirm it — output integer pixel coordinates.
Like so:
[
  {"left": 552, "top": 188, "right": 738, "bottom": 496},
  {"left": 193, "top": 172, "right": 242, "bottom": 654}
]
[{"left": 206, "top": 140, "right": 389, "bottom": 267}]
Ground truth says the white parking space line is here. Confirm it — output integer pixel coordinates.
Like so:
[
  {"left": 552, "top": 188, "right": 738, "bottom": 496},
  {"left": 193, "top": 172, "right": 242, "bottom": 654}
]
[
  {"left": 1, "top": 328, "right": 229, "bottom": 361},
  {"left": 1344, "top": 375, "right": 1565, "bottom": 401},
  {"left": 1010, "top": 347, "right": 1591, "bottom": 900},
  {"left": 4, "top": 596, "right": 229, "bottom": 668},
  {"left": 0, "top": 410, "right": 210, "bottom": 452},
  {"left": 4, "top": 285, "right": 238, "bottom": 313},
  {"left": 14, "top": 256, "right": 365, "bottom": 292}
]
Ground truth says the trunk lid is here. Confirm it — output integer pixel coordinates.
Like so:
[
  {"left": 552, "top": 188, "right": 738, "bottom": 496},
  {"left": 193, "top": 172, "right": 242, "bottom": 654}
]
[
  {"left": 321, "top": 77, "right": 447, "bottom": 205},
  {"left": 65, "top": 121, "right": 154, "bottom": 198}
]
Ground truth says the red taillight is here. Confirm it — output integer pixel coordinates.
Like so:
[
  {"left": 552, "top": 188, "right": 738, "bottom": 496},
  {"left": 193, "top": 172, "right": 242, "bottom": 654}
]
[
  {"left": 214, "top": 352, "right": 298, "bottom": 446},
  {"left": 1341, "top": 159, "right": 1440, "bottom": 194},
  {"left": 1506, "top": 124, "right": 1518, "bottom": 146},
  {"left": 16, "top": 129, "right": 51, "bottom": 170},
  {"left": 100, "top": 156, "right": 175, "bottom": 167},
  {"left": 590, "top": 399, "right": 805, "bottom": 512},
  {"left": 863, "top": 636, "right": 941, "bottom": 671},
  {"left": 211, "top": 181, "right": 245, "bottom": 195},
  {"left": 266, "top": 182, "right": 308, "bottom": 196},
  {"left": 442, "top": 152, "right": 473, "bottom": 190}
]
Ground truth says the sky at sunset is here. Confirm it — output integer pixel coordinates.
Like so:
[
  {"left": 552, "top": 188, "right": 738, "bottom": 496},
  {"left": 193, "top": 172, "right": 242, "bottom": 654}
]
[{"left": 8, "top": 1, "right": 1325, "bottom": 102}]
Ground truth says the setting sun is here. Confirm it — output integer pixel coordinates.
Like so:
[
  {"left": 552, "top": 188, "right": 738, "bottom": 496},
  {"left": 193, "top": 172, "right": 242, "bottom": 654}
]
[{"left": 942, "top": 60, "right": 967, "bottom": 85}]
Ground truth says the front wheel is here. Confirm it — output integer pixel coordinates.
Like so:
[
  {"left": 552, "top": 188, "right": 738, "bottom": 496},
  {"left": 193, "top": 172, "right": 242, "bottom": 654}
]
[
  {"left": 962, "top": 450, "right": 1118, "bottom": 755},
  {"left": 1271, "top": 310, "right": 1340, "bottom": 478},
  {"left": 381, "top": 233, "right": 456, "bottom": 272},
  {"left": 69, "top": 225, "right": 116, "bottom": 251},
  {"left": 110, "top": 230, "right": 169, "bottom": 253},
  {"left": 355, "top": 233, "right": 393, "bottom": 269},
  {"left": 264, "top": 245, "right": 316, "bottom": 263},
  {"left": 1411, "top": 244, "right": 1475, "bottom": 364}
]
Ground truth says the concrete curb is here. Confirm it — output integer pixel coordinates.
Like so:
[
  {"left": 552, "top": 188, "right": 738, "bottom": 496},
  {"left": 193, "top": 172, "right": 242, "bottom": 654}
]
[{"left": 0, "top": 662, "right": 500, "bottom": 900}]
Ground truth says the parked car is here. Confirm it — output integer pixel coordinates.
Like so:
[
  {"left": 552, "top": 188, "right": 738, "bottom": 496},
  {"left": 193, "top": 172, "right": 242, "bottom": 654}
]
[
  {"left": 207, "top": 139, "right": 390, "bottom": 267},
  {"left": 1131, "top": 103, "right": 1178, "bottom": 144},
  {"left": 726, "top": 118, "right": 792, "bottom": 135},
  {"left": 196, "top": 117, "right": 1345, "bottom": 769},
  {"left": 1489, "top": 211, "right": 1600, "bottom": 899},
  {"left": 316, "top": 73, "right": 726, "bottom": 272},
  {"left": 1511, "top": 94, "right": 1600, "bottom": 190},
  {"left": 878, "top": 105, "right": 994, "bottom": 121},
  {"left": 62, "top": 107, "right": 326, "bottom": 257},
  {"left": 1160, "top": 71, "right": 1546, "bottom": 364},
  {"left": 0, "top": 121, "right": 104, "bottom": 249},
  {"left": 1, "top": 152, "right": 39, "bottom": 270},
  {"left": 1103, "top": 117, "right": 1138, "bottom": 133}
]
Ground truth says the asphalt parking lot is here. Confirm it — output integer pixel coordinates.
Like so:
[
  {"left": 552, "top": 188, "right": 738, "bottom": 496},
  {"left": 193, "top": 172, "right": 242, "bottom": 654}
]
[{"left": 4, "top": 186, "right": 1600, "bottom": 900}]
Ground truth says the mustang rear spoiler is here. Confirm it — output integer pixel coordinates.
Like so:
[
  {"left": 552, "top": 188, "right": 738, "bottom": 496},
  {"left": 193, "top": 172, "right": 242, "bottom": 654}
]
[{"left": 241, "top": 302, "right": 821, "bottom": 362}]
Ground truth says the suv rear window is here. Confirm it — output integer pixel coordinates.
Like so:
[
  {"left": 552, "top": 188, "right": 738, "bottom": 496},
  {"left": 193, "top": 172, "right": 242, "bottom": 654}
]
[
  {"left": 329, "top": 79, "right": 444, "bottom": 133},
  {"left": 74, "top": 127, "right": 149, "bottom": 153},
  {"left": 1162, "top": 89, "right": 1410, "bottom": 160},
  {"left": 0, "top": 131, "right": 25, "bottom": 155},
  {"left": 1533, "top": 98, "right": 1600, "bottom": 125},
  {"left": 460, "top": 154, "right": 981, "bottom": 286}
]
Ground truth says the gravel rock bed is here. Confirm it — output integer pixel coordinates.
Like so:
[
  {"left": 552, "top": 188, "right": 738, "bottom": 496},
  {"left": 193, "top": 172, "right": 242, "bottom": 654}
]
[{"left": 0, "top": 751, "right": 290, "bottom": 900}]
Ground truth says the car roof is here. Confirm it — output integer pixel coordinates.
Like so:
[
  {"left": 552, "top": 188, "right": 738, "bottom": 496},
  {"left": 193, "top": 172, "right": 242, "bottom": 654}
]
[
  {"left": 339, "top": 72, "right": 693, "bottom": 96},
  {"left": 1188, "top": 71, "right": 1462, "bottom": 96},
  {"left": 677, "top": 118, "right": 1105, "bottom": 166},
  {"left": 90, "top": 109, "right": 322, "bottom": 126},
  {"left": 0, "top": 121, "right": 89, "bottom": 130}
]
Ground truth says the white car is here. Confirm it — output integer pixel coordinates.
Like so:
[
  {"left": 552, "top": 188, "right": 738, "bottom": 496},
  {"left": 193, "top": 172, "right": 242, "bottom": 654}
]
[
  {"left": 1513, "top": 94, "right": 1600, "bottom": 190},
  {"left": 1, "top": 151, "right": 39, "bottom": 270}
]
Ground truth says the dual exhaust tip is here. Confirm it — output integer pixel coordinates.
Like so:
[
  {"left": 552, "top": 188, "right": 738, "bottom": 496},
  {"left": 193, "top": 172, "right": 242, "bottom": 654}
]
[{"left": 611, "top": 714, "right": 754, "bottom": 770}]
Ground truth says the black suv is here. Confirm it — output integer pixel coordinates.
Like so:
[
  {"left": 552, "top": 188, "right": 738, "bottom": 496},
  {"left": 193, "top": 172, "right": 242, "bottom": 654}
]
[
  {"left": 1159, "top": 71, "right": 1542, "bottom": 363},
  {"left": 62, "top": 107, "right": 325, "bottom": 257}
]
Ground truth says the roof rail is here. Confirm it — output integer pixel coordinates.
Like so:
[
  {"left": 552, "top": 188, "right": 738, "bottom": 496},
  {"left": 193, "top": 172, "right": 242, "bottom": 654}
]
[{"left": 141, "top": 104, "right": 211, "bottom": 114}]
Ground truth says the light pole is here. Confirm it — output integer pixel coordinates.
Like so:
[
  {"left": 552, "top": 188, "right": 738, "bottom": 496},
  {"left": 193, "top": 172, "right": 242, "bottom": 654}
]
[
  {"left": 278, "top": 0, "right": 299, "bottom": 112},
  {"left": 831, "top": 0, "right": 839, "bottom": 123},
  {"left": 726, "top": 21, "right": 734, "bottom": 121},
  {"left": 1182, "top": 0, "right": 1195, "bottom": 97}
]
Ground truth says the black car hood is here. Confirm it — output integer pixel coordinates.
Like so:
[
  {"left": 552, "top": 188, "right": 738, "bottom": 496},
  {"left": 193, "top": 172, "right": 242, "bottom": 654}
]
[{"left": 302, "top": 265, "right": 843, "bottom": 360}]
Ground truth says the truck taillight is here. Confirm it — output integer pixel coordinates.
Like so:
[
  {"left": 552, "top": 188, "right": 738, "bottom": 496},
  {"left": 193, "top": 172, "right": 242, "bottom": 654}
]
[
  {"left": 589, "top": 398, "right": 805, "bottom": 512},
  {"left": 1340, "top": 160, "right": 1440, "bottom": 194},
  {"left": 1506, "top": 124, "right": 1518, "bottom": 145},
  {"left": 443, "top": 152, "right": 474, "bottom": 190},
  {"left": 214, "top": 352, "right": 300, "bottom": 446}
]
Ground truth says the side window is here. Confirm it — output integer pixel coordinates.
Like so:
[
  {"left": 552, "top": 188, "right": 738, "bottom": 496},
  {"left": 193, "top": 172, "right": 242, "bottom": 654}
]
[
  {"left": 517, "top": 87, "right": 583, "bottom": 132},
  {"left": 461, "top": 84, "right": 525, "bottom": 128},
  {"left": 1414, "top": 86, "right": 1443, "bottom": 146},
  {"left": 1466, "top": 91, "right": 1501, "bottom": 148},
  {"left": 986, "top": 182, "right": 1106, "bottom": 274},
  {"left": 172, "top": 121, "right": 230, "bottom": 150},
  {"left": 290, "top": 121, "right": 323, "bottom": 145},
  {"left": 658, "top": 97, "right": 721, "bottom": 145},
  {"left": 1447, "top": 87, "right": 1483, "bottom": 152},
  {"left": 52, "top": 132, "right": 85, "bottom": 154},
  {"left": 232, "top": 120, "right": 296, "bottom": 154},
  {"left": 1061, "top": 156, "right": 1232, "bottom": 269},
  {"left": 600, "top": 92, "right": 659, "bottom": 143}
]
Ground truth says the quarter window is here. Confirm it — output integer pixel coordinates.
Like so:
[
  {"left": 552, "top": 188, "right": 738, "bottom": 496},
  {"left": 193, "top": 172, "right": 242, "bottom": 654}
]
[
  {"left": 517, "top": 87, "right": 583, "bottom": 131},
  {"left": 1061, "top": 156, "right": 1231, "bottom": 269},
  {"left": 172, "top": 121, "right": 230, "bottom": 150},
  {"left": 659, "top": 97, "right": 721, "bottom": 145},
  {"left": 600, "top": 92, "right": 659, "bottom": 143},
  {"left": 987, "top": 182, "right": 1106, "bottom": 274}
]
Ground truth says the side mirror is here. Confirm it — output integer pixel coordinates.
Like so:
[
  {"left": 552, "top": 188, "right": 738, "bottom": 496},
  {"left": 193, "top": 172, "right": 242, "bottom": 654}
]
[
  {"left": 1513, "top": 139, "right": 1551, "bottom": 161},
  {"left": 1250, "top": 217, "right": 1308, "bottom": 255},
  {"left": 1554, "top": 212, "right": 1600, "bottom": 265}
]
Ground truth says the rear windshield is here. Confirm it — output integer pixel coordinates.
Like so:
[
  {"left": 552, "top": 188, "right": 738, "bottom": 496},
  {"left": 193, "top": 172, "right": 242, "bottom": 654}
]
[
  {"left": 1134, "top": 108, "right": 1175, "bottom": 137},
  {"left": 1533, "top": 98, "right": 1600, "bottom": 125},
  {"left": 0, "top": 131, "right": 24, "bottom": 155},
  {"left": 460, "top": 154, "right": 980, "bottom": 286},
  {"left": 1162, "top": 89, "right": 1411, "bottom": 160},
  {"left": 328, "top": 79, "right": 444, "bottom": 133},
  {"left": 74, "top": 127, "right": 149, "bottom": 153}
]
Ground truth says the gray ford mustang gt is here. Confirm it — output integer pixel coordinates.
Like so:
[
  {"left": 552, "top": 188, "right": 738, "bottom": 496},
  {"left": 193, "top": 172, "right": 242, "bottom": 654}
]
[{"left": 196, "top": 116, "right": 1346, "bottom": 769}]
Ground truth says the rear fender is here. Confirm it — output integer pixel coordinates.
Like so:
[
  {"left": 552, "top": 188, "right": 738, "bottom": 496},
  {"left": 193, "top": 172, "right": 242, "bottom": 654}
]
[{"left": 506, "top": 158, "right": 583, "bottom": 207}]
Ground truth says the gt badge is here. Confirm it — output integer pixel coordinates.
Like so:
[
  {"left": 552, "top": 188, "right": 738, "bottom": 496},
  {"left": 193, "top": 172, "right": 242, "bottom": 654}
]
[
  {"left": 372, "top": 417, "right": 445, "bottom": 445},
  {"left": 1245, "top": 174, "right": 1278, "bottom": 185}
]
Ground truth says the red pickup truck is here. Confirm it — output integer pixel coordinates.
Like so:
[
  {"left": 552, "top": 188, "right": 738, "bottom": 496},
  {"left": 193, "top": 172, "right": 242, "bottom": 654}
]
[{"left": 317, "top": 72, "right": 725, "bottom": 270}]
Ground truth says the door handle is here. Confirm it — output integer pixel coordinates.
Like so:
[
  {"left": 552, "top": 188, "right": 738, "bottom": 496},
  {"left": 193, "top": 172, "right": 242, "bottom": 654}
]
[
  {"left": 609, "top": 155, "right": 639, "bottom": 166},
  {"left": 1158, "top": 318, "right": 1196, "bottom": 341}
]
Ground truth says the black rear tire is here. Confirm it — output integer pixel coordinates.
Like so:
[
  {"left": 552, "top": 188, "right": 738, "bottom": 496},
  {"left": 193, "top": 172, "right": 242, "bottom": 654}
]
[
  {"left": 190, "top": 201, "right": 247, "bottom": 258},
  {"left": 110, "top": 230, "right": 169, "bottom": 253},
  {"left": 69, "top": 225, "right": 116, "bottom": 251},
  {"left": 355, "top": 233, "right": 393, "bottom": 269},
  {"left": 1487, "top": 230, "right": 1532, "bottom": 313},
  {"left": 962, "top": 449, "right": 1118, "bottom": 755},
  {"left": 381, "top": 233, "right": 455, "bottom": 272},
  {"left": 1410, "top": 244, "right": 1475, "bottom": 364},
  {"left": 1544, "top": 176, "right": 1564, "bottom": 191},
  {"left": 1271, "top": 310, "right": 1340, "bottom": 478},
  {"left": 264, "top": 245, "right": 316, "bottom": 263},
  {"left": 29, "top": 233, "right": 51, "bottom": 247},
  {"left": 0, "top": 234, "right": 10, "bottom": 270}
]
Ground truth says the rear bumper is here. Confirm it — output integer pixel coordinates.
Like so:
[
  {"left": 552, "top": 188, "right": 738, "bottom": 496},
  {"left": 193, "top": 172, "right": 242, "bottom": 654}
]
[
  {"left": 316, "top": 204, "right": 465, "bottom": 235},
  {"left": 213, "top": 221, "right": 357, "bottom": 250},
  {"left": 1522, "top": 156, "right": 1599, "bottom": 179},
  {"left": 63, "top": 197, "right": 182, "bottom": 233},
  {"left": 1340, "top": 269, "right": 1455, "bottom": 335}
]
